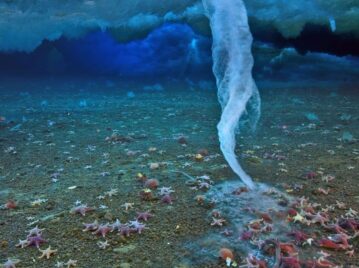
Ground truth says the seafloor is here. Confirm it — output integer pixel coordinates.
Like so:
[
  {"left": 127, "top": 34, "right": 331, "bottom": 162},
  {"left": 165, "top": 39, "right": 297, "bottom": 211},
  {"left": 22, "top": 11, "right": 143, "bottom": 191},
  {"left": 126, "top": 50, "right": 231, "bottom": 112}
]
[{"left": 0, "top": 77, "right": 358, "bottom": 268}]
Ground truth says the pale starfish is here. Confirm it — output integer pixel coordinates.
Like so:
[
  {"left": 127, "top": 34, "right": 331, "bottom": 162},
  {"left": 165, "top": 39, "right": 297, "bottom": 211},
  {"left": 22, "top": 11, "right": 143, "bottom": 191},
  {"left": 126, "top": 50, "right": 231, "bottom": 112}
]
[
  {"left": 110, "top": 219, "right": 122, "bottom": 232},
  {"left": 3, "top": 259, "right": 20, "bottom": 268},
  {"left": 346, "top": 249, "right": 355, "bottom": 257},
  {"left": 121, "top": 202, "right": 134, "bottom": 211},
  {"left": 38, "top": 246, "right": 57, "bottom": 259},
  {"left": 303, "top": 238, "right": 314, "bottom": 246},
  {"left": 309, "top": 212, "right": 329, "bottom": 226},
  {"left": 15, "top": 239, "right": 29, "bottom": 248},
  {"left": 158, "top": 186, "right": 175, "bottom": 196},
  {"left": 55, "top": 261, "right": 65, "bottom": 268},
  {"left": 27, "top": 225, "right": 44, "bottom": 236},
  {"left": 97, "top": 240, "right": 110, "bottom": 249},
  {"left": 318, "top": 251, "right": 331, "bottom": 258},
  {"left": 321, "top": 175, "right": 335, "bottom": 183},
  {"left": 65, "top": 259, "right": 77, "bottom": 268},
  {"left": 30, "top": 198, "right": 48, "bottom": 206},
  {"left": 104, "top": 188, "right": 118, "bottom": 197},
  {"left": 293, "top": 213, "right": 304, "bottom": 223},
  {"left": 335, "top": 200, "right": 346, "bottom": 209},
  {"left": 210, "top": 218, "right": 226, "bottom": 226},
  {"left": 345, "top": 208, "right": 358, "bottom": 217}
]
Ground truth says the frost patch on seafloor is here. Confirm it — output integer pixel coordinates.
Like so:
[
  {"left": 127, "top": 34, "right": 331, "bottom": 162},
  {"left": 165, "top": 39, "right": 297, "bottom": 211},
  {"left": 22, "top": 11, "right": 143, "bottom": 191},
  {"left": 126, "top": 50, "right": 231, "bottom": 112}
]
[
  {"left": 182, "top": 181, "right": 292, "bottom": 266},
  {"left": 203, "top": 0, "right": 261, "bottom": 189}
]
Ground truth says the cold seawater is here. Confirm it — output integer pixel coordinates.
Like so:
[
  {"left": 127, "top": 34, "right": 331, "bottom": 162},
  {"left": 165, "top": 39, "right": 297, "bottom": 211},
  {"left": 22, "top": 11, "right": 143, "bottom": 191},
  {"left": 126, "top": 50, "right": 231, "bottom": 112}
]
[{"left": 0, "top": 77, "right": 358, "bottom": 267}]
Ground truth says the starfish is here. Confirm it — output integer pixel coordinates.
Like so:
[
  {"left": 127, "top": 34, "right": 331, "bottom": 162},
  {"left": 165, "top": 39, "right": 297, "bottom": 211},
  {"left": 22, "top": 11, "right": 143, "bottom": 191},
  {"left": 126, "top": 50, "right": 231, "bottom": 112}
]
[
  {"left": 315, "top": 188, "right": 330, "bottom": 195},
  {"left": 324, "top": 222, "right": 348, "bottom": 234},
  {"left": 321, "top": 175, "right": 335, "bottom": 183},
  {"left": 345, "top": 208, "right": 358, "bottom": 218},
  {"left": 287, "top": 230, "right": 310, "bottom": 245},
  {"left": 220, "top": 229, "right": 233, "bottom": 237},
  {"left": 15, "top": 239, "right": 29, "bottom": 248},
  {"left": 318, "top": 250, "right": 331, "bottom": 258},
  {"left": 346, "top": 249, "right": 355, "bottom": 257},
  {"left": 31, "top": 198, "right": 48, "bottom": 207},
  {"left": 70, "top": 204, "right": 94, "bottom": 216},
  {"left": 211, "top": 218, "right": 226, "bottom": 227},
  {"left": 136, "top": 211, "right": 153, "bottom": 221},
  {"left": 129, "top": 220, "right": 147, "bottom": 234},
  {"left": 161, "top": 194, "right": 173, "bottom": 204},
  {"left": 329, "top": 233, "right": 351, "bottom": 249},
  {"left": 316, "top": 257, "right": 335, "bottom": 267},
  {"left": 335, "top": 200, "right": 346, "bottom": 209},
  {"left": 303, "top": 238, "right": 314, "bottom": 246},
  {"left": 82, "top": 220, "right": 99, "bottom": 232},
  {"left": 104, "top": 188, "right": 118, "bottom": 197},
  {"left": 110, "top": 219, "right": 122, "bottom": 232},
  {"left": 240, "top": 231, "right": 253, "bottom": 240},
  {"left": 121, "top": 202, "right": 134, "bottom": 211},
  {"left": 119, "top": 224, "right": 131, "bottom": 237},
  {"left": 158, "top": 186, "right": 175, "bottom": 196},
  {"left": 308, "top": 212, "right": 329, "bottom": 226},
  {"left": 245, "top": 254, "right": 267, "bottom": 268},
  {"left": 2, "top": 259, "right": 20, "bottom": 268},
  {"left": 97, "top": 240, "right": 110, "bottom": 249},
  {"left": 27, "top": 234, "right": 47, "bottom": 248},
  {"left": 38, "top": 246, "right": 57, "bottom": 259},
  {"left": 27, "top": 226, "right": 44, "bottom": 236},
  {"left": 293, "top": 213, "right": 304, "bottom": 223},
  {"left": 280, "top": 257, "right": 300, "bottom": 268},
  {"left": 65, "top": 259, "right": 77, "bottom": 268},
  {"left": 198, "top": 182, "right": 211, "bottom": 189},
  {"left": 93, "top": 224, "right": 112, "bottom": 238},
  {"left": 55, "top": 261, "right": 65, "bottom": 268}
]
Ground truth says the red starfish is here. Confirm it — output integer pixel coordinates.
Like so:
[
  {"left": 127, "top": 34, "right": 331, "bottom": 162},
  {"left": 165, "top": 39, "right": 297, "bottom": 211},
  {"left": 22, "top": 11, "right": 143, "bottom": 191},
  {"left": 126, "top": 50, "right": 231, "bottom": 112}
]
[
  {"left": 260, "top": 213, "right": 273, "bottom": 223},
  {"left": 279, "top": 242, "right": 297, "bottom": 256},
  {"left": 287, "top": 230, "right": 310, "bottom": 245},
  {"left": 93, "top": 224, "right": 112, "bottom": 238},
  {"left": 323, "top": 222, "right": 348, "bottom": 234},
  {"left": 136, "top": 211, "right": 153, "bottom": 221},
  {"left": 280, "top": 256, "right": 301, "bottom": 268},
  {"left": 240, "top": 230, "right": 253, "bottom": 240},
  {"left": 318, "top": 238, "right": 346, "bottom": 251}
]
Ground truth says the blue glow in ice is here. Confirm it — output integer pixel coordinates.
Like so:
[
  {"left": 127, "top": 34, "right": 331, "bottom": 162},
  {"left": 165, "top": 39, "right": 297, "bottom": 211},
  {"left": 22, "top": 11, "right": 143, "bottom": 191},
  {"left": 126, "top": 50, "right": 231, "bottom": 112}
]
[{"left": 58, "top": 24, "right": 212, "bottom": 77}]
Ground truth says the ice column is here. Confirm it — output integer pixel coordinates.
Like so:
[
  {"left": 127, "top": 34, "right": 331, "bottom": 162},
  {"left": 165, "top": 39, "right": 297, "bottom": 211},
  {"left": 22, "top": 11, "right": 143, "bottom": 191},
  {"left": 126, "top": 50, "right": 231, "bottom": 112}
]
[{"left": 203, "top": 0, "right": 261, "bottom": 189}]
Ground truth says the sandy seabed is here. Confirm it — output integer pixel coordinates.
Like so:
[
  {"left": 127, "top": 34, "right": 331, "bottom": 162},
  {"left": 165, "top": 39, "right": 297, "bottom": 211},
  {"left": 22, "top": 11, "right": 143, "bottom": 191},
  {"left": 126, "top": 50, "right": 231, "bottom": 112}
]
[{"left": 0, "top": 77, "right": 358, "bottom": 267}]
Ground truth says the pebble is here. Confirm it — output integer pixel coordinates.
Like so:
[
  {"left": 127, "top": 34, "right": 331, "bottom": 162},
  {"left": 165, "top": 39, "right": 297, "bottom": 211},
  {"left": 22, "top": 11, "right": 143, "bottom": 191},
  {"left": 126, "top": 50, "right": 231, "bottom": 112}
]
[{"left": 119, "top": 263, "right": 131, "bottom": 268}]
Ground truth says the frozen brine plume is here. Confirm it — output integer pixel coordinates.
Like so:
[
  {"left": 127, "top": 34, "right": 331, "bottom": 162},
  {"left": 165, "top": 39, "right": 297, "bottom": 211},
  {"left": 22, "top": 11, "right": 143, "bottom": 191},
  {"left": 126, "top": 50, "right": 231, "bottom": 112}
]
[{"left": 203, "top": 0, "right": 260, "bottom": 189}]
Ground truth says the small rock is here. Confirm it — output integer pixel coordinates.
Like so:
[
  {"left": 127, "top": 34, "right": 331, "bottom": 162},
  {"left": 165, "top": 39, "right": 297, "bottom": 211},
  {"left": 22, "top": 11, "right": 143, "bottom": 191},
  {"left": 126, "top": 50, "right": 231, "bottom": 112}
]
[
  {"left": 104, "top": 211, "right": 114, "bottom": 221},
  {"left": 342, "top": 131, "right": 354, "bottom": 143},
  {"left": 177, "top": 136, "right": 188, "bottom": 145},
  {"left": 0, "top": 240, "right": 8, "bottom": 248},
  {"left": 149, "top": 163, "right": 160, "bottom": 170},
  {"left": 119, "top": 263, "right": 131, "bottom": 268}
]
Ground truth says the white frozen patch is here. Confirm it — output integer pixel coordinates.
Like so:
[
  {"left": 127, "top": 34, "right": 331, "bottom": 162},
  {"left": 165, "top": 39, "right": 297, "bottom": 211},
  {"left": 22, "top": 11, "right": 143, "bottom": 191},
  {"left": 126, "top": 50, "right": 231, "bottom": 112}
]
[{"left": 182, "top": 181, "right": 293, "bottom": 266}]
